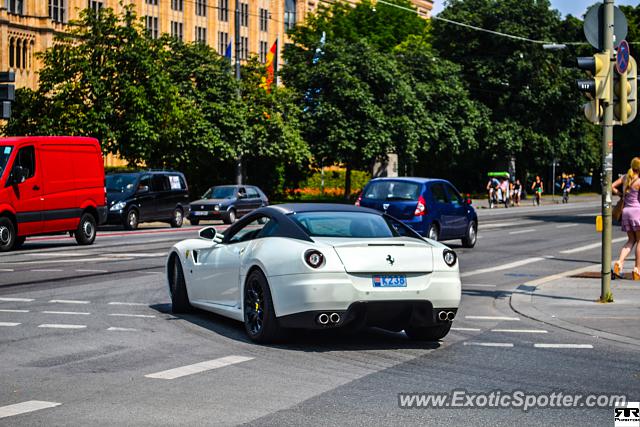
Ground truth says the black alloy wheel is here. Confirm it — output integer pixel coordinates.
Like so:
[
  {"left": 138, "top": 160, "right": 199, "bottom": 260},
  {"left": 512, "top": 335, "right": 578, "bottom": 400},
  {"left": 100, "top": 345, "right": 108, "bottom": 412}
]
[
  {"left": 169, "top": 255, "right": 192, "bottom": 313},
  {"left": 243, "top": 269, "right": 283, "bottom": 343}
]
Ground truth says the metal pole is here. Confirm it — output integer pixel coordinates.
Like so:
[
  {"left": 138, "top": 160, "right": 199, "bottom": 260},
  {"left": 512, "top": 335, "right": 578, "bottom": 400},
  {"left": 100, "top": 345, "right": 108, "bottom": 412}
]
[
  {"left": 601, "top": 0, "right": 615, "bottom": 302},
  {"left": 235, "top": 0, "right": 243, "bottom": 185},
  {"left": 552, "top": 158, "right": 556, "bottom": 202}
]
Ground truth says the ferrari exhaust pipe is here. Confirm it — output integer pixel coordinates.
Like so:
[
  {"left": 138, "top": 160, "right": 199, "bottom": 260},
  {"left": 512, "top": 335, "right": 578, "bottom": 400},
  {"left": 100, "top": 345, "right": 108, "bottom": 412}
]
[
  {"left": 317, "top": 313, "right": 329, "bottom": 325},
  {"left": 446, "top": 311, "right": 456, "bottom": 321},
  {"left": 438, "top": 311, "right": 448, "bottom": 321},
  {"left": 330, "top": 313, "right": 341, "bottom": 324}
]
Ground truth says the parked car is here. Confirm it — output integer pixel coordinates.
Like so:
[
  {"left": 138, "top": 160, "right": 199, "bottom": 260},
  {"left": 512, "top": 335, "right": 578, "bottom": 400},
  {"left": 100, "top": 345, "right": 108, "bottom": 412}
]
[
  {"left": 0, "top": 136, "right": 106, "bottom": 252},
  {"left": 356, "top": 177, "right": 478, "bottom": 248},
  {"left": 167, "top": 204, "right": 461, "bottom": 343},
  {"left": 187, "top": 185, "right": 268, "bottom": 225},
  {"left": 106, "top": 171, "right": 189, "bottom": 230}
]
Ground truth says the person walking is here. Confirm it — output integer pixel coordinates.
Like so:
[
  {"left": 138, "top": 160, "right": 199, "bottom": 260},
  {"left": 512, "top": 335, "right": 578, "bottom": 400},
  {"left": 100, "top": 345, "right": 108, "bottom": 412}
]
[
  {"left": 612, "top": 157, "right": 640, "bottom": 280},
  {"left": 512, "top": 179, "right": 522, "bottom": 206},
  {"left": 531, "top": 176, "right": 543, "bottom": 206}
]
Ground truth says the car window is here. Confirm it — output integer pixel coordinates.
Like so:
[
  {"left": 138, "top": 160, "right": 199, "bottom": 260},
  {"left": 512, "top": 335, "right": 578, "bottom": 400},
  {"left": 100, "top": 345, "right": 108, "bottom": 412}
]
[
  {"left": 138, "top": 175, "right": 151, "bottom": 192},
  {"left": 444, "top": 184, "right": 463, "bottom": 207},
  {"left": 430, "top": 184, "right": 448, "bottom": 204},
  {"left": 363, "top": 181, "right": 421, "bottom": 201},
  {"left": 0, "top": 145, "right": 12, "bottom": 180},
  {"left": 12, "top": 146, "right": 36, "bottom": 181},
  {"left": 246, "top": 187, "right": 259, "bottom": 198},
  {"left": 152, "top": 174, "right": 170, "bottom": 192},
  {"left": 289, "top": 212, "right": 404, "bottom": 238},
  {"left": 228, "top": 216, "right": 272, "bottom": 244}
]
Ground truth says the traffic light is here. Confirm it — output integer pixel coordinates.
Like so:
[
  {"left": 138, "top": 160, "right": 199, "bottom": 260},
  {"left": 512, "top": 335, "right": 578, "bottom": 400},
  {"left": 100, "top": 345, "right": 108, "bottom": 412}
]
[
  {"left": 0, "top": 71, "right": 15, "bottom": 120},
  {"left": 576, "top": 53, "right": 611, "bottom": 124},
  {"left": 613, "top": 56, "right": 637, "bottom": 124}
]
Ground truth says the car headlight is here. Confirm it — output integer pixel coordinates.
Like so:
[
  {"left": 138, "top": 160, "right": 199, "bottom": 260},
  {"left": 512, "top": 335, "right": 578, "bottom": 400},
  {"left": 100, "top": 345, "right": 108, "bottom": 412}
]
[
  {"left": 214, "top": 205, "right": 220, "bottom": 211},
  {"left": 443, "top": 249, "right": 457, "bottom": 267},
  {"left": 110, "top": 201, "right": 126, "bottom": 211}
]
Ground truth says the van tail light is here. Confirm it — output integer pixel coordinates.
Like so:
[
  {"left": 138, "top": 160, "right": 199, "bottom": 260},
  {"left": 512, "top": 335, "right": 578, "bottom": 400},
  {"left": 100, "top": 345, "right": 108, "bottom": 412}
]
[
  {"left": 355, "top": 192, "right": 362, "bottom": 207},
  {"left": 414, "top": 195, "right": 427, "bottom": 216}
]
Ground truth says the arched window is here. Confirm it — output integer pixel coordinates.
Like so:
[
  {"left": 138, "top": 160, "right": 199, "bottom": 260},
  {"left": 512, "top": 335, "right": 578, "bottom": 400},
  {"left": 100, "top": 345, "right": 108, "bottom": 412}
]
[
  {"left": 284, "top": 0, "right": 296, "bottom": 31},
  {"left": 15, "top": 38, "right": 22, "bottom": 69},
  {"left": 9, "top": 38, "right": 15, "bottom": 68},
  {"left": 22, "top": 39, "right": 27, "bottom": 69}
]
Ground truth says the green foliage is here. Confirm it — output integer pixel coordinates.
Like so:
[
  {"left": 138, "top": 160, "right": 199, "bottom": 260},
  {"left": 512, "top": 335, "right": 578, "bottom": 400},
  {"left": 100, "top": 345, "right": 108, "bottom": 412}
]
[{"left": 300, "top": 168, "right": 371, "bottom": 192}]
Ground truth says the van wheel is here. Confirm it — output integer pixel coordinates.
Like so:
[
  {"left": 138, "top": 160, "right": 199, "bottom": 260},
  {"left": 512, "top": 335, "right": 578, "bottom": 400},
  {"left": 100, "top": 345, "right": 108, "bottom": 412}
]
[
  {"left": 14, "top": 236, "right": 26, "bottom": 250},
  {"left": 124, "top": 208, "right": 139, "bottom": 230},
  {"left": 223, "top": 208, "right": 236, "bottom": 225},
  {"left": 427, "top": 223, "right": 439, "bottom": 241},
  {"left": 75, "top": 213, "right": 97, "bottom": 245},
  {"left": 170, "top": 208, "right": 184, "bottom": 228},
  {"left": 461, "top": 221, "right": 477, "bottom": 248},
  {"left": 0, "top": 218, "right": 16, "bottom": 252}
]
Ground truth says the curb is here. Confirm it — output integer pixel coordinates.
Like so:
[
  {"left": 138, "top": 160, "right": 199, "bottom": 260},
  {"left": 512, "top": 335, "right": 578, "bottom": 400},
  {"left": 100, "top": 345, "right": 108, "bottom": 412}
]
[{"left": 509, "top": 264, "right": 640, "bottom": 348}]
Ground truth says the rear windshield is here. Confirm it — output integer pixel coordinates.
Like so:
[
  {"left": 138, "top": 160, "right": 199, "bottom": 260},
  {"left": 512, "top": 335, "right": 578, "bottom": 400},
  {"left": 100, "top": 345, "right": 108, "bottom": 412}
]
[
  {"left": 106, "top": 174, "right": 138, "bottom": 193},
  {"left": 203, "top": 186, "right": 236, "bottom": 199},
  {"left": 0, "top": 146, "right": 12, "bottom": 179},
  {"left": 363, "top": 181, "right": 421, "bottom": 201},
  {"left": 289, "top": 211, "right": 404, "bottom": 238}
]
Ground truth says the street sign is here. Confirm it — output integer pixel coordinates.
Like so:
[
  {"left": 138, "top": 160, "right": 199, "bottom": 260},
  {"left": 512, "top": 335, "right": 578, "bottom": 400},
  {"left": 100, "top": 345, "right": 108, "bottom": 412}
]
[
  {"left": 616, "top": 40, "right": 630, "bottom": 74},
  {"left": 583, "top": 3, "right": 628, "bottom": 50}
]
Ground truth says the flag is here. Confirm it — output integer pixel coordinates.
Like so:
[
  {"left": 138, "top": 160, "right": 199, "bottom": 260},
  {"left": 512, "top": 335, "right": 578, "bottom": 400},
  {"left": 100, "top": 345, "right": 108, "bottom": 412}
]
[
  {"left": 225, "top": 40, "right": 232, "bottom": 62},
  {"left": 260, "top": 39, "right": 278, "bottom": 92}
]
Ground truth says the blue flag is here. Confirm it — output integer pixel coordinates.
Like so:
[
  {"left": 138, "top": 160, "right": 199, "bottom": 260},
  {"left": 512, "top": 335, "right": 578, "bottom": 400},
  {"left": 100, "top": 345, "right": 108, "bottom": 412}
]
[{"left": 225, "top": 40, "right": 232, "bottom": 61}]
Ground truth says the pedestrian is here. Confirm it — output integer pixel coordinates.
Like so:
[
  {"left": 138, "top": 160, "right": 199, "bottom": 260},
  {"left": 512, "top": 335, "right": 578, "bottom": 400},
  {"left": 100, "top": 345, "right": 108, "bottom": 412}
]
[
  {"left": 612, "top": 157, "right": 640, "bottom": 280},
  {"left": 499, "top": 178, "right": 509, "bottom": 208},
  {"left": 513, "top": 179, "right": 522, "bottom": 206},
  {"left": 531, "top": 176, "right": 543, "bottom": 206}
]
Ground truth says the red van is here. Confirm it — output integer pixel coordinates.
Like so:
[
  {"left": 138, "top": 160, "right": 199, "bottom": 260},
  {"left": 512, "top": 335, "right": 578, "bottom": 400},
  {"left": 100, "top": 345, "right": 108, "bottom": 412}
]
[{"left": 0, "top": 136, "right": 107, "bottom": 251}]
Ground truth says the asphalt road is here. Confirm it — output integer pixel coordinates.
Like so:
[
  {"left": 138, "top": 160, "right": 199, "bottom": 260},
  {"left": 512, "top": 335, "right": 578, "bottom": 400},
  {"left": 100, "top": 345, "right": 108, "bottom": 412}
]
[{"left": 0, "top": 199, "right": 638, "bottom": 426}]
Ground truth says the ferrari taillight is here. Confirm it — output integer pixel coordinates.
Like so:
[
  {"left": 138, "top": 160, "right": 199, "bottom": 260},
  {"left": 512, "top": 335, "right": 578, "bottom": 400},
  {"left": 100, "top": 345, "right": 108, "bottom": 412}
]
[{"left": 414, "top": 195, "right": 426, "bottom": 216}]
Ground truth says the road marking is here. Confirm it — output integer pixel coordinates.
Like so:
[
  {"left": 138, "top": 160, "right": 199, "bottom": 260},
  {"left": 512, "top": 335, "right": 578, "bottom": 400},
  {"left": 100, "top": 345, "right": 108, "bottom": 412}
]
[
  {"left": 38, "top": 324, "right": 87, "bottom": 329},
  {"left": 462, "top": 284, "right": 496, "bottom": 288},
  {"left": 110, "top": 252, "right": 167, "bottom": 258},
  {"left": 460, "top": 257, "right": 549, "bottom": 278},
  {"left": 75, "top": 269, "right": 108, "bottom": 273},
  {"left": 0, "top": 269, "right": 14, "bottom": 272},
  {"left": 107, "top": 327, "right": 138, "bottom": 332},
  {"left": 0, "top": 309, "right": 29, "bottom": 313},
  {"left": 463, "top": 342, "right": 514, "bottom": 348},
  {"left": 481, "top": 222, "right": 521, "bottom": 229},
  {"left": 145, "top": 355, "right": 254, "bottom": 380},
  {"left": 0, "top": 322, "right": 21, "bottom": 327},
  {"left": 42, "top": 311, "right": 91, "bottom": 316},
  {"left": 508, "top": 229, "right": 536, "bottom": 235},
  {"left": 491, "top": 329, "right": 548, "bottom": 334},
  {"left": 140, "top": 271, "right": 163, "bottom": 275},
  {"left": 108, "top": 313, "right": 155, "bottom": 318},
  {"left": 465, "top": 315, "right": 520, "bottom": 321},
  {"left": 534, "top": 343, "right": 593, "bottom": 349},
  {"left": 25, "top": 252, "right": 88, "bottom": 257},
  {"left": 0, "top": 401, "right": 61, "bottom": 419},
  {"left": 577, "top": 212, "right": 598, "bottom": 216},
  {"left": 31, "top": 269, "right": 63, "bottom": 272},
  {"left": 451, "top": 327, "right": 481, "bottom": 332},
  {"left": 0, "top": 297, "right": 34, "bottom": 302},
  {"left": 556, "top": 224, "right": 579, "bottom": 229},
  {"left": 108, "top": 302, "right": 147, "bottom": 306},
  {"left": 49, "top": 299, "right": 90, "bottom": 304},
  {"left": 560, "top": 237, "right": 627, "bottom": 254}
]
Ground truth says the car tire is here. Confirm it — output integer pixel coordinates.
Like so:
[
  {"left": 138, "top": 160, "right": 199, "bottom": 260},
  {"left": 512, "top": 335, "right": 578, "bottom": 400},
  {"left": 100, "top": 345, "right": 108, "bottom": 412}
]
[
  {"left": 461, "top": 221, "right": 477, "bottom": 248},
  {"left": 243, "top": 269, "right": 284, "bottom": 343},
  {"left": 405, "top": 324, "right": 451, "bottom": 341},
  {"left": 74, "top": 213, "right": 97, "bottom": 245},
  {"left": 13, "top": 236, "right": 26, "bottom": 250},
  {"left": 189, "top": 219, "right": 200, "bottom": 226},
  {"left": 0, "top": 217, "right": 16, "bottom": 252},
  {"left": 223, "top": 208, "right": 236, "bottom": 225},
  {"left": 169, "top": 255, "right": 192, "bottom": 313},
  {"left": 124, "top": 208, "right": 139, "bottom": 230},
  {"left": 427, "top": 223, "right": 439, "bottom": 241},
  {"left": 170, "top": 208, "right": 184, "bottom": 228}
]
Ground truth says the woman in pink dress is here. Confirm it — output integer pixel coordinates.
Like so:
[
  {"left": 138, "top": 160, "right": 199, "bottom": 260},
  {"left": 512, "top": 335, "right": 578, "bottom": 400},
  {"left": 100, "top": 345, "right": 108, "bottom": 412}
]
[{"left": 613, "top": 157, "right": 640, "bottom": 280}]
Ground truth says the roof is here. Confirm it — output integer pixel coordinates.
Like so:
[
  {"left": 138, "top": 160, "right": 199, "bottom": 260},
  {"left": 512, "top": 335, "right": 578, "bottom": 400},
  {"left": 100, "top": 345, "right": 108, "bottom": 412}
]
[
  {"left": 268, "top": 203, "right": 381, "bottom": 215},
  {"left": 368, "top": 177, "right": 446, "bottom": 184},
  {"left": 0, "top": 136, "right": 99, "bottom": 145}
]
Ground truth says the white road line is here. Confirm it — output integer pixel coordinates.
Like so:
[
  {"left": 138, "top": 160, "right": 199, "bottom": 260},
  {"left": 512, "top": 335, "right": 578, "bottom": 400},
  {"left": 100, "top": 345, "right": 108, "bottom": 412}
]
[
  {"left": 462, "top": 284, "right": 496, "bottom": 288},
  {"left": 481, "top": 222, "right": 522, "bottom": 229},
  {"left": 31, "top": 269, "right": 63, "bottom": 272},
  {"left": 508, "top": 229, "right": 536, "bottom": 235},
  {"left": 0, "top": 297, "right": 34, "bottom": 302},
  {"left": 465, "top": 315, "right": 520, "bottom": 321},
  {"left": 108, "top": 313, "right": 156, "bottom": 318},
  {"left": 451, "top": 327, "right": 481, "bottom": 332},
  {"left": 140, "top": 271, "right": 163, "bottom": 275},
  {"left": 0, "top": 401, "right": 61, "bottom": 419},
  {"left": 145, "top": 355, "right": 254, "bottom": 380},
  {"left": 560, "top": 237, "right": 627, "bottom": 254},
  {"left": 556, "top": 223, "right": 579, "bottom": 229},
  {"left": 0, "top": 309, "right": 29, "bottom": 313},
  {"left": 108, "top": 302, "right": 147, "bottom": 306},
  {"left": 42, "top": 311, "right": 91, "bottom": 316},
  {"left": 534, "top": 343, "right": 593, "bottom": 349},
  {"left": 49, "top": 299, "right": 90, "bottom": 304},
  {"left": 460, "top": 257, "right": 549, "bottom": 278},
  {"left": 0, "top": 269, "right": 15, "bottom": 272},
  {"left": 491, "top": 329, "right": 548, "bottom": 334},
  {"left": 107, "top": 327, "right": 138, "bottom": 332},
  {"left": 112, "top": 253, "right": 167, "bottom": 257},
  {"left": 38, "top": 324, "right": 87, "bottom": 329},
  {"left": 577, "top": 212, "right": 598, "bottom": 216},
  {"left": 0, "top": 322, "right": 21, "bottom": 327},
  {"left": 25, "top": 252, "right": 88, "bottom": 257},
  {"left": 75, "top": 269, "right": 108, "bottom": 273},
  {"left": 463, "top": 342, "right": 514, "bottom": 348}
]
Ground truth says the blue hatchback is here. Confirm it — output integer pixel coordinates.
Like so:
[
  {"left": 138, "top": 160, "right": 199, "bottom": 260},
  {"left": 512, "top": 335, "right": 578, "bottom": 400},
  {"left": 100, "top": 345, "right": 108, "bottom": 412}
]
[{"left": 357, "top": 177, "right": 478, "bottom": 248}]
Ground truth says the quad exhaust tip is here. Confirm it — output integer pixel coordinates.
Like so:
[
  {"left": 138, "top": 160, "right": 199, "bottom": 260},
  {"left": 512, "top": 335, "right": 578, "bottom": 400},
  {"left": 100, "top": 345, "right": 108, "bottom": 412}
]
[
  {"left": 317, "top": 313, "right": 329, "bottom": 325},
  {"left": 329, "top": 313, "right": 341, "bottom": 324},
  {"left": 438, "top": 311, "right": 456, "bottom": 322},
  {"left": 446, "top": 311, "right": 456, "bottom": 321}
]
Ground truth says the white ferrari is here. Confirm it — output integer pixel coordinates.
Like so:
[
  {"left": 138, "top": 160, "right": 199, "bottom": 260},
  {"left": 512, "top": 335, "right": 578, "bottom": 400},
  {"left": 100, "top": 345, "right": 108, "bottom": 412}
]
[{"left": 166, "top": 204, "right": 461, "bottom": 343}]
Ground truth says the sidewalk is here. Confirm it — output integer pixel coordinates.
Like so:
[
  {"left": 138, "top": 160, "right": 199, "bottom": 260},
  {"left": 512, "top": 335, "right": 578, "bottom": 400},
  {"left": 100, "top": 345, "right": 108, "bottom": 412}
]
[
  {"left": 510, "top": 265, "right": 640, "bottom": 347},
  {"left": 471, "top": 193, "right": 600, "bottom": 210}
]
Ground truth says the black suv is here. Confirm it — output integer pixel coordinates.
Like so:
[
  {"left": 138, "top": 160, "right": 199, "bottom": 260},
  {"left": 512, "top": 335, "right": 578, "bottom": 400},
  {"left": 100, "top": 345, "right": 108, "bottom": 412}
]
[
  {"left": 188, "top": 185, "right": 269, "bottom": 225},
  {"left": 106, "top": 171, "right": 189, "bottom": 230}
]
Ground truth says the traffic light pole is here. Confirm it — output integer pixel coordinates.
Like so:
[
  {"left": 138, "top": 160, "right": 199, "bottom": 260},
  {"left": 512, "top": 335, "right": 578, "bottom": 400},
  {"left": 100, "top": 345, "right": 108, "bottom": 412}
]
[{"left": 600, "top": 0, "right": 615, "bottom": 302}]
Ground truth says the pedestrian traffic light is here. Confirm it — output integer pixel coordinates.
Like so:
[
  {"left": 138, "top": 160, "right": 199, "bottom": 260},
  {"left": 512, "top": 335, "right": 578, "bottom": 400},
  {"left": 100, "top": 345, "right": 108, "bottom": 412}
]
[
  {"left": 0, "top": 71, "right": 16, "bottom": 120},
  {"left": 613, "top": 56, "right": 637, "bottom": 125},
  {"left": 576, "top": 53, "right": 611, "bottom": 124}
]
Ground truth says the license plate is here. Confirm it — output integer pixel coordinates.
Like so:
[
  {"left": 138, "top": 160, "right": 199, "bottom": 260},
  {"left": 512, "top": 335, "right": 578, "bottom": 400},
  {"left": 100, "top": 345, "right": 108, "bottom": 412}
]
[
  {"left": 193, "top": 211, "right": 208, "bottom": 216},
  {"left": 372, "top": 274, "right": 407, "bottom": 287}
]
